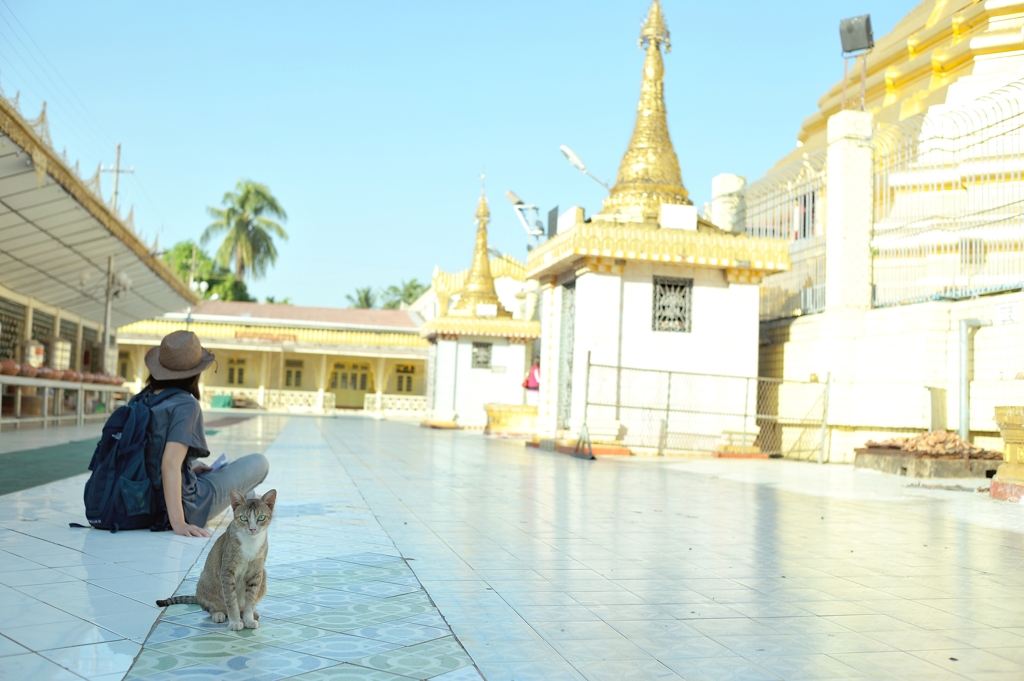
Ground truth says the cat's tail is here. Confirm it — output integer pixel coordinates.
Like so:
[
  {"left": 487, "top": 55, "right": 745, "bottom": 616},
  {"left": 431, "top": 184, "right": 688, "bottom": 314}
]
[{"left": 156, "top": 595, "right": 199, "bottom": 607}]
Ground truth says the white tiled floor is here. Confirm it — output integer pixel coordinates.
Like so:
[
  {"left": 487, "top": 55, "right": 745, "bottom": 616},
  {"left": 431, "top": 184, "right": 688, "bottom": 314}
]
[
  {"left": 0, "top": 416, "right": 289, "bottom": 681},
  {"left": 4, "top": 415, "right": 1024, "bottom": 680}
]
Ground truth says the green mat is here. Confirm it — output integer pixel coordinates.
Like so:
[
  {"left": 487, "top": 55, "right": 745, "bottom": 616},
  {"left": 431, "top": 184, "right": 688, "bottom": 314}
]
[{"left": 0, "top": 438, "right": 97, "bottom": 496}]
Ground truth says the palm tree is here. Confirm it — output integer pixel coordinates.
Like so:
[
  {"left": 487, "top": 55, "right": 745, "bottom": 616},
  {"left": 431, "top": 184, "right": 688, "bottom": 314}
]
[
  {"left": 346, "top": 287, "right": 378, "bottom": 309},
  {"left": 202, "top": 180, "right": 288, "bottom": 283},
  {"left": 382, "top": 279, "right": 427, "bottom": 309}
]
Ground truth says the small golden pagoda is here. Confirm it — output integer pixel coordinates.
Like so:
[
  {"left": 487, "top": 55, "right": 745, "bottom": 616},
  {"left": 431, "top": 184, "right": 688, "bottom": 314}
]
[
  {"left": 421, "top": 192, "right": 540, "bottom": 340},
  {"left": 593, "top": 0, "right": 690, "bottom": 225}
]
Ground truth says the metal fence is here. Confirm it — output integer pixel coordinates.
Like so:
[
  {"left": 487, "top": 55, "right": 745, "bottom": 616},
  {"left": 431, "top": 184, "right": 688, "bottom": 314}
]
[
  {"left": 748, "top": 79, "right": 1024, "bottom": 321},
  {"left": 744, "top": 152, "right": 827, "bottom": 321},
  {"left": 583, "top": 362, "right": 830, "bottom": 460},
  {"left": 872, "top": 79, "right": 1024, "bottom": 306}
]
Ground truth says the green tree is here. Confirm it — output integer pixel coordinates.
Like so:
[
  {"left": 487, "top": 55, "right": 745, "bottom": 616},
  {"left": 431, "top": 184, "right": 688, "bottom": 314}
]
[
  {"left": 202, "top": 180, "right": 288, "bottom": 283},
  {"left": 162, "top": 240, "right": 254, "bottom": 302},
  {"left": 346, "top": 287, "right": 378, "bottom": 309},
  {"left": 381, "top": 279, "right": 427, "bottom": 309}
]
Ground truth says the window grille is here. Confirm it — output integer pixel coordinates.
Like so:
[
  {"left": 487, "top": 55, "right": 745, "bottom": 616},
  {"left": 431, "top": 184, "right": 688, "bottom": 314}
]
[
  {"left": 652, "top": 277, "right": 693, "bottom": 332},
  {"left": 0, "top": 298, "right": 26, "bottom": 359},
  {"left": 472, "top": 342, "right": 492, "bottom": 369},
  {"left": 31, "top": 310, "right": 55, "bottom": 341}
]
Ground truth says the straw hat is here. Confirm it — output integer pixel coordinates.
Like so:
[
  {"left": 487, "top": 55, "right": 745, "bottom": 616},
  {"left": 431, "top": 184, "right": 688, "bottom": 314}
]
[{"left": 145, "top": 331, "right": 215, "bottom": 380}]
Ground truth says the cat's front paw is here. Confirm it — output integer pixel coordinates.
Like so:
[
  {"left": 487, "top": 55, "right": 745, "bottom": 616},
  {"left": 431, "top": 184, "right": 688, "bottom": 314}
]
[
  {"left": 243, "top": 617, "right": 259, "bottom": 629},
  {"left": 211, "top": 612, "right": 226, "bottom": 623},
  {"left": 227, "top": 619, "right": 245, "bottom": 631}
]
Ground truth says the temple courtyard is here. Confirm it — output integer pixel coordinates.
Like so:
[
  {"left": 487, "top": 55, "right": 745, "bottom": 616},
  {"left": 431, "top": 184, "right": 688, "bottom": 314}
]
[{"left": 1, "top": 416, "right": 1023, "bottom": 681}]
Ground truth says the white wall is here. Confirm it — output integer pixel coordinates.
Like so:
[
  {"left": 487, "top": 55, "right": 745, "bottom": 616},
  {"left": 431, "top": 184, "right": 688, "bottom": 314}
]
[
  {"left": 565, "top": 263, "right": 760, "bottom": 439},
  {"left": 429, "top": 336, "right": 528, "bottom": 427},
  {"left": 762, "top": 291, "right": 1024, "bottom": 461}
]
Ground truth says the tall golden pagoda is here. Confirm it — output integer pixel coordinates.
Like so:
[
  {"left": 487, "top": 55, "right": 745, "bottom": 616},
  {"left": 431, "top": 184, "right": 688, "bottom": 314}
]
[{"left": 594, "top": 0, "right": 690, "bottom": 225}]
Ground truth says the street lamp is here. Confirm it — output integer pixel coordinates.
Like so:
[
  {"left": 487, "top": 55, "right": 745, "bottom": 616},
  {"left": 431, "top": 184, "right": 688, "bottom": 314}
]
[
  {"left": 839, "top": 14, "right": 873, "bottom": 111},
  {"left": 505, "top": 190, "right": 545, "bottom": 250},
  {"left": 559, "top": 145, "right": 610, "bottom": 190}
]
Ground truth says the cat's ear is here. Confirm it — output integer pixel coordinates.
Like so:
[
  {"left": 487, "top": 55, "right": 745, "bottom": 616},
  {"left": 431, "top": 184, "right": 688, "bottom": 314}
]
[
  {"left": 261, "top": 489, "right": 277, "bottom": 511},
  {"left": 229, "top": 490, "right": 245, "bottom": 510}
]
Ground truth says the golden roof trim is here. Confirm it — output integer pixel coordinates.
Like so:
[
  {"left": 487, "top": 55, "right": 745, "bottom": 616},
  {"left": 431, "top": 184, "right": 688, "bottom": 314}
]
[
  {"left": 790, "top": 0, "right": 1024, "bottom": 154},
  {"left": 0, "top": 95, "right": 198, "bottom": 305},
  {"left": 525, "top": 222, "right": 790, "bottom": 280},
  {"left": 419, "top": 316, "right": 540, "bottom": 340}
]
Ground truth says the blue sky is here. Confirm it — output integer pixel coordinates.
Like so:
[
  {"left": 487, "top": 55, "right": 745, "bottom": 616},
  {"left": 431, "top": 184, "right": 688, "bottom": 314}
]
[{"left": 3, "top": 1, "right": 916, "bottom": 307}]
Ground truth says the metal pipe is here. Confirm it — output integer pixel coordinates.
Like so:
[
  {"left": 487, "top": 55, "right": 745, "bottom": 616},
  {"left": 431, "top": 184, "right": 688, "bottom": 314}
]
[
  {"left": 959, "top": 319, "right": 992, "bottom": 441},
  {"left": 818, "top": 372, "right": 831, "bottom": 464}
]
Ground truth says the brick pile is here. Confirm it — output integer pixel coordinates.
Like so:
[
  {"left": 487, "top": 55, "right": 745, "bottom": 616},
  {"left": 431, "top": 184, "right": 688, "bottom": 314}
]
[{"left": 864, "top": 431, "right": 1002, "bottom": 459}]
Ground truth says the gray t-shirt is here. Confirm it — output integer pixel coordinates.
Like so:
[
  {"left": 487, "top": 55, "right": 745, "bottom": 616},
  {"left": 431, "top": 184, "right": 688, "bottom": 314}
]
[{"left": 145, "top": 390, "right": 210, "bottom": 524}]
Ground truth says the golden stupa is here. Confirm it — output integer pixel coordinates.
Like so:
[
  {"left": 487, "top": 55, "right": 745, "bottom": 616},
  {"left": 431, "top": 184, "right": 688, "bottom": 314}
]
[
  {"left": 593, "top": 0, "right": 690, "bottom": 224},
  {"left": 420, "top": 192, "right": 540, "bottom": 341},
  {"left": 448, "top": 192, "right": 510, "bottom": 318}
]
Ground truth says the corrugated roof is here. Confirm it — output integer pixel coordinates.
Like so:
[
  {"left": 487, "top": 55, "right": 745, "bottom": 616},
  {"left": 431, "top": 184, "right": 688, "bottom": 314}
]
[
  {"left": 0, "top": 96, "right": 196, "bottom": 326},
  {"left": 185, "top": 301, "right": 420, "bottom": 330}
]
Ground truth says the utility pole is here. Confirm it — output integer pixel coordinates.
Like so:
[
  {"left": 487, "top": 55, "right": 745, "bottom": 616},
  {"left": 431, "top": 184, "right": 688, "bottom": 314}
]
[
  {"left": 101, "top": 143, "right": 134, "bottom": 214},
  {"left": 102, "top": 255, "right": 114, "bottom": 375},
  {"left": 188, "top": 243, "right": 198, "bottom": 289}
]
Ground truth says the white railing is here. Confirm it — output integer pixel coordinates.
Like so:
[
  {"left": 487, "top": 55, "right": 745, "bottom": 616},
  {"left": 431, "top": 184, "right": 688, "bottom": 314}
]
[
  {"left": 202, "top": 387, "right": 335, "bottom": 413},
  {"left": 745, "top": 152, "right": 827, "bottom": 321},
  {"left": 0, "top": 373, "right": 131, "bottom": 429},
  {"left": 872, "top": 79, "right": 1024, "bottom": 306},
  {"left": 758, "top": 236, "right": 826, "bottom": 321},
  {"left": 745, "top": 151, "right": 826, "bottom": 241},
  {"left": 363, "top": 393, "right": 427, "bottom": 414}
]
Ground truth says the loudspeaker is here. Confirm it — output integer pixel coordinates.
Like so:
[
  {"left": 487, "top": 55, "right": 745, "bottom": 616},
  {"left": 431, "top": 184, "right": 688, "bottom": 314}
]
[{"left": 840, "top": 14, "right": 873, "bottom": 54}]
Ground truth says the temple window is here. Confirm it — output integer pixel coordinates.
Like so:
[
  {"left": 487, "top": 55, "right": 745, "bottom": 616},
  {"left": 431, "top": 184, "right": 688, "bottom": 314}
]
[
  {"left": 652, "top": 277, "right": 693, "bottom": 332},
  {"left": 228, "top": 359, "right": 246, "bottom": 385},
  {"left": 285, "top": 359, "right": 303, "bottom": 388},
  {"left": 472, "top": 343, "right": 492, "bottom": 369},
  {"left": 396, "top": 364, "right": 415, "bottom": 392}
]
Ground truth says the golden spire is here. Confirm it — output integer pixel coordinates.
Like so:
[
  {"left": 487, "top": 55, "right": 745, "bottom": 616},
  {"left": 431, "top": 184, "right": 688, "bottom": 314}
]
[
  {"left": 450, "top": 190, "right": 511, "bottom": 318},
  {"left": 594, "top": 0, "right": 689, "bottom": 224}
]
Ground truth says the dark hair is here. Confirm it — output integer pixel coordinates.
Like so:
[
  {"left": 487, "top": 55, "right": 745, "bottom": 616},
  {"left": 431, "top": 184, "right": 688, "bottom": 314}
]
[{"left": 146, "top": 374, "right": 201, "bottom": 400}]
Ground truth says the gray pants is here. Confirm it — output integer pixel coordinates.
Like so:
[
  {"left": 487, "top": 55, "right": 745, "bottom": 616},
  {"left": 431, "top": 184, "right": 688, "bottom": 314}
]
[{"left": 187, "top": 454, "right": 270, "bottom": 527}]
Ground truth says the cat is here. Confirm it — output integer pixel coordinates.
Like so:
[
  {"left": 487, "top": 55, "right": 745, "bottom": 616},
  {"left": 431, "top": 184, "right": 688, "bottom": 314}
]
[{"left": 156, "top": 489, "right": 277, "bottom": 631}]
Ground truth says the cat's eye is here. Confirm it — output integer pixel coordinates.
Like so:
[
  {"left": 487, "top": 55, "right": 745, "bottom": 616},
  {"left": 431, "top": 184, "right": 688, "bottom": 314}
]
[
  {"left": 257, "top": 515, "right": 266, "bottom": 521},
  {"left": 238, "top": 515, "right": 248, "bottom": 521}
]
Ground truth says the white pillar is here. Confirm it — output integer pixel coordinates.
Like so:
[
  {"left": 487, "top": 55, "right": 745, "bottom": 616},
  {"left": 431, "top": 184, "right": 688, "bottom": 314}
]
[
  {"left": 258, "top": 351, "right": 268, "bottom": 406},
  {"left": 375, "top": 357, "right": 385, "bottom": 412},
  {"left": 825, "top": 110, "right": 874, "bottom": 313},
  {"left": 318, "top": 354, "right": 327, "bottom": 411},
  {"left": 711, "top": 173, "right": 746, "bottom": 233},
  {"left": 818, "top": 109, "right": 874, "bottom": 455},
  {"left": 536, "top": 282, "right": 560, "bottom": 438}
]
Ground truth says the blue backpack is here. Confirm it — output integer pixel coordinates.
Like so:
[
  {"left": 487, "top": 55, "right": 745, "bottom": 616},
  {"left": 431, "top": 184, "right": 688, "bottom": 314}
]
[{"left": 77, "top": 388, "right": 183, "bottom": 533}]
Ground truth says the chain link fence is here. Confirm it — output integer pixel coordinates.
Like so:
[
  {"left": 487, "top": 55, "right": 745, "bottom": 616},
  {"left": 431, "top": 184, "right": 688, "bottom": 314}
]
[{"left": 583, "top": 361, "right": 829, "bottom": 459}]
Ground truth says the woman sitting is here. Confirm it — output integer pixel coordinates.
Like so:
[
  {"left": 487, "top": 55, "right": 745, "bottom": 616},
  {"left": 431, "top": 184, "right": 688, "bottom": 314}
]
[{"left": 145, "top": 331, "right": 269, "bottom": 537}]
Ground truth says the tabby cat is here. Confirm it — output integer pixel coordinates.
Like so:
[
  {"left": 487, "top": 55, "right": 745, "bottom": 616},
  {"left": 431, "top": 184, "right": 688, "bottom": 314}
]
[{"left": 156, "top": 489, "right": 277, "bottom": 630}]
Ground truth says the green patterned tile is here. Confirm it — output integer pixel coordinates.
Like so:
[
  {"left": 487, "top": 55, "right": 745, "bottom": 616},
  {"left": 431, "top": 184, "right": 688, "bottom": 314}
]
[
  {"left": 228, "top": 619, "right": 336, "bottom": 646},
  {"left": 289, "top": 665, "right": 415, "bottom": 680},
  {"left": 150, "top": 632, "right": 266, "bottom": 661},
  {"left": 124, "top": 649, "right": 198, "bottom": 679},
  {"left": 160, "top": 602, "right": 203, "bottom": 616},
  {"left": 294, "top": 608, "right": 406, "bottom": 632},
  {"left": 266, "top": 578, "right": 319, "bottom": 597},
  {"left": 353, "top": 637, "right": 472, "bottom": 679}
]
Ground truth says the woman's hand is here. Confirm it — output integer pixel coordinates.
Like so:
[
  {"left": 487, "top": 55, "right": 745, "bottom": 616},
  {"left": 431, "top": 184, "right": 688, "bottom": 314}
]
[
  {"left": 171, "top": 522, "right": 211, "bottom": 538},
  {"left": 192, "top": 464, "right": 212, "bottom": 475}
]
